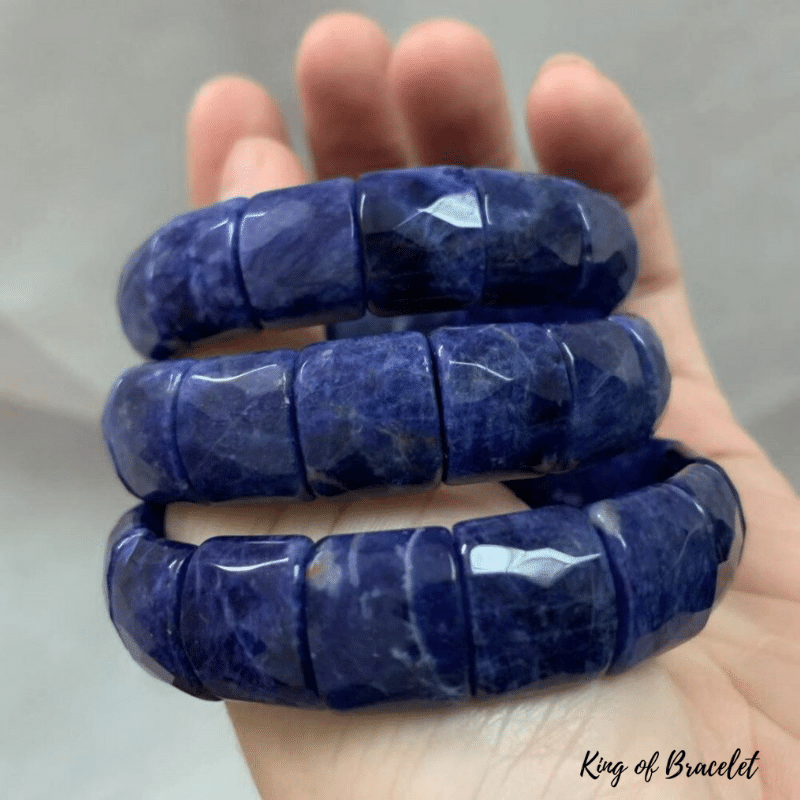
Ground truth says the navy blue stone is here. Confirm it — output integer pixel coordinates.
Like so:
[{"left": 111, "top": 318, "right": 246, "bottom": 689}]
[
  {"left": 180, "top": 535, "right": 320, "bottom": 706},
  {"left": 454, "top": 506, "right": 617, "bottom": 695},
  {"left": 506, "top": 438, "right": 698, "bottom": 510},
  {"left": 666, "top": 462, "right": 745, "bottom": 602},
  {"left": 552, "top": 318, "right": 661, "bottom": 466},
  {"left": 295, "top": 332, "right": 443, "bottom": 497},
  {"left": 118, "top": 197, "right": 251, "bottom": 359},
  {"left": 358, "top": 167, "right": 484, "bottom": 315},
  {"left": 105, "top": 505, "right": 215, "bottom": 699},
  {"left": 238, "top": 178, "right": 364, "bottom": 326},
  {"left": 305, "top": 527, "right": 469, "bottom": 709},
  {"left": 103, "top": 360, "right": 194, "bottom": 503},
  {"left": 588, "top": 483, "right": 719, "bottom": 673},
  {"left": 430, "top": 323, "right": 570, "bottom": 482},
  {"left": 611, "top": 314, "right": 671, "bottom": 423},
  {"left": 570, "top": 182, "right": 638, "bottom": 311},
  {"left": 175, "top": 350, "right": 309, "bottom": 501},
  {"left": 472, "top": 170, "right": 585, "bottom": 309}
]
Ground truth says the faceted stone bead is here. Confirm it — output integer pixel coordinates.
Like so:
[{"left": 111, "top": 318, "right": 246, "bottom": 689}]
[
  {"left": 305, "top": 527, "right": 469, "bottom": 709},
  {"left": 118, "top": 197, "right": 251, "bottom": 359},
  {"left": 551, "top": 318, "right": 660, "bottom": 467},
  {"left": 454, "top": 506, "right": 617, "bottom": 695},
  {"left": 665, "top": 462, "right": 745, "bottom": 603},
  {"left": 105, "top": 506, "right": 214, "bottom": 699},
  {"left": 358, "top": 167, "right": 484, "bottom": 314},
  {"left": 103, "top": 360, "right": 194, "bottom": 503},
  {"left": 588, "top": 483, "right": 719, "bottom": 673},
  {"left": 471, "top": 170, "right": 585, "bottom": 308},
  {"left": 505, "top": 438, "right": 698, "bottom": 510},
  {"left": 430, "top": 323, "right": 570, "bottom": 483},
  {"left": 570, "top": 182, "right": 638, "bottom": 312},
  {"left": 294, "top": 332, "right": 443, "bottom": 497},
  {"left": 611, "top": 314, "right": 671, "bottom": 423},
  {"left": 175, "top": 350, "right": 309, "bottom": 501},
  {"left": 180, "top": 535, "right": 320, "bottom": 706},
  {"left": 238, "top": 178, "right": 364, "bottom": 326}
]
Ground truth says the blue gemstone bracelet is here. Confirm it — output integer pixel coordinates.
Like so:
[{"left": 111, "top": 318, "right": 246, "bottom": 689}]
[
  {"left": 118, "top": 167, "right": 637, "bottom": 359},
  {"left": 104, "top": 439, "right": 744, "bottom": 710},
  {"left": 103, "top": 315, "right": 669, "bottom": 503}
]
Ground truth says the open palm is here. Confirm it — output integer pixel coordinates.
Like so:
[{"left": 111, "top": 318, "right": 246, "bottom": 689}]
[{"left": 167, "top": 14, "right": 800, "bottom": 798}]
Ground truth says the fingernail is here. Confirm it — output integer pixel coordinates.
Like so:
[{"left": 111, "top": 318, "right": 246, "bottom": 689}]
[
  {"left": 219, "top": 137, "right": 263, "bottom": 200},
  {"left": 538, "top": 52, "right": 595, "bottom": 75}
]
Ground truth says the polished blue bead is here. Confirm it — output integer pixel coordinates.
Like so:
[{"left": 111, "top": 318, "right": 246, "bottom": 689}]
[
  {"left": 570, "top": 183, "right": 638, "bottom": 311},
  {"left": 552, "top": 318, "right": 662, "bottom": 466},
  {"left": 472, "top": 170, "right": 585, "bottom": 309},
  {"left": 506, "top": 438, "right": 698, "bottom": 510},
  {"left": 455, "top": 506, "right": 617, "bottom": 695},
  {"left": 118, "top": 198, "right": 251, "bottom": 359},
  {"left": 294, "top": 332, "right": 443, "bottom": 497},
  {"left": 105, "top": 506, "right": 214, "bottom": 699},
  {"left": 305, "top": 527, "right": 469, "bottom": 709},
  {"left": 611, "top": 314, "right": 670, "bottom": 423},
  {"left": 175, "top": 351, "right": 309, "bottom": 501},
  {"left": 180, "top": 535, "right": 320, "bottom": 706},
  {"left": 430, "top": 323, "right": 570, "bottom": 482},
  {"left": 666, "top": 462, "right": 745, "bottom": 602},
  {"left": 358, "top": 167, "right": 484, "bottom": 314},
  {"left": 103, "top": 361, "right": 193, "bottom": 503},
  {"left": 238, "top": 178, "right": 364, "bottom": 326},
  {"left": 588, "top": 483, "right": 719, "bottom": 672}
]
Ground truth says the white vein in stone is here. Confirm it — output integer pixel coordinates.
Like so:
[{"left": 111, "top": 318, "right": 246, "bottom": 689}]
[{"left": 469, "top": 544, "right": 600, "bottom": 588}]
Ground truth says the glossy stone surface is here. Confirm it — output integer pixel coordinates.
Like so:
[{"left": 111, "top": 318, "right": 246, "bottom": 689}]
[
  {"left": 118, "top": 197, "right": 251, "bottom": 359},
  {"left": 180, "top": 534, "right": 320, "bottom": 705},
  {"left": 570, "top": 182, "right": 638, "bottom": 311},
  {"left": 305, "top": 527, "right": 469, "bottom": 709},
  {"left": 588, "top": 483, "right": 719, "bottom": 672},
  {"left": 430, "top": 323, "right": 570, "bottom": 482},
  {"left": 455, "top": 506, "right": 617, "bottom": 694},
  {"left": 103, "top": 360, "right": 193, "bottom": 503},
  {"left": 472, "top": 170, "right": 585, "bottom": 308},
  {"left": 611, "top": 314, "right": 671, "bottom": 423},
  {"left": 666, "top": 462, "right": 745, "bottom": 602},
  {"left": 506, "top": 438, "right": 698, "bottom": 510},
  {"left": 175, "top": 350, "right": 308, "bottom": 501},
  {"left": 239, "top": 178, "right": 364, "bottom": 326},
  {"left": 358, "top": 167, "right": 484, "bottom": 314},
  {"left": 552, "top": 318, "right": 661, "bottom": 466},
  {"left": 105, "top": 505, "right": 214, "bottom": 699},
  {"left": 294, "top": 332, "right": 443, "bottom": 497}
]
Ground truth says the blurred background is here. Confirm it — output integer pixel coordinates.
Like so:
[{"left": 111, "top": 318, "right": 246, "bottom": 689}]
[{"left": 1, "top": 0, "right": 798, "bottom": 797}]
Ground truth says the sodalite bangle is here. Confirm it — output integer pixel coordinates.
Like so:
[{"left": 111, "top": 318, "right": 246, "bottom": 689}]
[
  {"left": 102, "top": 314, "right": 669, "bottom": 504},
  {"left": 104, "top": 439, "right": 745, "bottom": 709},
  {"left": 118, "top": 167, "right": 637, "bottom": 359}
]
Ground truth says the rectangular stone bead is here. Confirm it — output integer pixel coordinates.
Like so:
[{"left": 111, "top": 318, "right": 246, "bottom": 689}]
[
  {"left": 551, "top": 319, "right": 652, "bottom": 467},
  {"left": 175, "top": 350, "right": 309, "bottom": 501},
  {"left": 454, "top": 507, "right": 617, "bottom": 696},
  {"left": 102, "top": 361, "right": 194, "bottom": 503},
  {"left": 118, "top": 197, "right": 252, "bottom": 359},
  {"left": 105, "top": 508, "right": 213, "bottom": 699},
  {"left": 294, "top": 332, "right": 443, "bottom": 497},
  {"left": 429, "top": 323, "right": 570, "bottom": 483},
  {"left": 588, "top": 484, "right": 719, "bottom": 673},
  {"left": 666, "top": 463, "right": 745, "bottom": 603},
  {"left": 305, "top": 528, "right": 469, "bottom": 709},
  {"left": 471, "top": 169, "right": 584, "bottom": 308},
  {"left": 179, "top": 535, "right": 320, "bottom": 706},
  {"left": 358, "top": 167, "right": 485, "bottom": 315},
  {"left": 238, "top": 178, "right": 364, "bottom": 326}
]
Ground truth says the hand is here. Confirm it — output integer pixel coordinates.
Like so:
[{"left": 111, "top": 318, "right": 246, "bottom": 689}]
[{"left": 171, "top": 14, "right": 800, "bottom": 798}]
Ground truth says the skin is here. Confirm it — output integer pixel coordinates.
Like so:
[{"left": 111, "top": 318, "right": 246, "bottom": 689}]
[{"left": 167, "top": 13, "right": 800, "bottom": 798}]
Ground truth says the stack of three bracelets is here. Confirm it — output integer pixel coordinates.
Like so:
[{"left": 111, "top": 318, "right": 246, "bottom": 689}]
[{"left": 103, "top": 166, "right": 744, "bottom": 709}]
